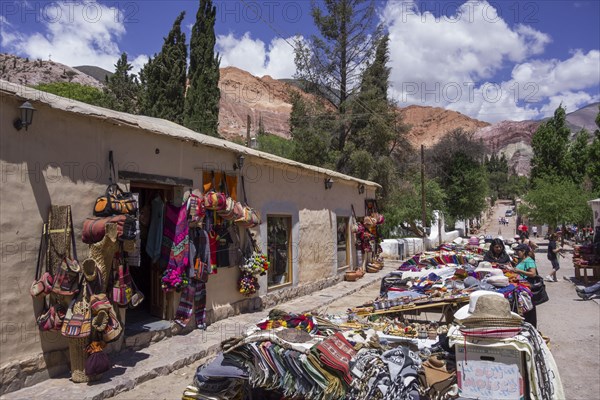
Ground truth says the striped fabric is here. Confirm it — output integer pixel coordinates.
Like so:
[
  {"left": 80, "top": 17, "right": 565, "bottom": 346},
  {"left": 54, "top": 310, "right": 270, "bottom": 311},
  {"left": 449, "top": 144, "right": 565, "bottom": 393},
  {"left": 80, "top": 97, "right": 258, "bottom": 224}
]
[
  {"left": 160, "top": 204, "right": 190, "bottom": 290},
  {"left": 174, "top": 279, "right": 207, "bottom": 328}
]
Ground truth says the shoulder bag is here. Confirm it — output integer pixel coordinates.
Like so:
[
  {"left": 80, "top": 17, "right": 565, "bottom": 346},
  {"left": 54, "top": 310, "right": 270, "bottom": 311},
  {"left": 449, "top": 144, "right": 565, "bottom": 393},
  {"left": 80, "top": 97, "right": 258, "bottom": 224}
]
[
  {"left": 527, "top": 274, "right": 549, "bottom": 306},
  {"left": 51, "top": 209, "right": 82, "bottom": 296},
  {"left": 30, "top": 225, "right": 54, "bottom": 297},
  {"left": 93, "top": 152, "right": 138, "bottom": 217},
  {"left": 61, "top": 281, "right": 92, "bottom": 338}
]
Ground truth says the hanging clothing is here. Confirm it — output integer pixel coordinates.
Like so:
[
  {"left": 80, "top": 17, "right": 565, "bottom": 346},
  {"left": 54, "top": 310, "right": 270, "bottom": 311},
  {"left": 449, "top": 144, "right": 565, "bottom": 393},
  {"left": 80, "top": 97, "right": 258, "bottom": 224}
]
[
  {"left": 145, "top": 195, "right": 164, "bottom": 263},
  {"left": 173, "top": 278, "right": 207, "bottom": 329},
  {"left": 160, "top": 203, "right": 190, "bottom": 291}
]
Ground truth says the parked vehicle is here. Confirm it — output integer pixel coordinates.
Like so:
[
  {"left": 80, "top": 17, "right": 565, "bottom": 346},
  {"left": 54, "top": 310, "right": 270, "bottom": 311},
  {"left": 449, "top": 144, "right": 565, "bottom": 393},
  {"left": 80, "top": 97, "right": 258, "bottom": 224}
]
[{"left": 505, "top": 209, "right": 513, "bottom": 217}]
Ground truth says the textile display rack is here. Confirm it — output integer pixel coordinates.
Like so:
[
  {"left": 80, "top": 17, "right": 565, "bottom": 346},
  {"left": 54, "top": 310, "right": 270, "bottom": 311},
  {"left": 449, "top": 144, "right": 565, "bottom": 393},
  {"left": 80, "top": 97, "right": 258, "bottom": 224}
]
[{"left": 352, "top": 296, "right": 469, "bottom": 322}]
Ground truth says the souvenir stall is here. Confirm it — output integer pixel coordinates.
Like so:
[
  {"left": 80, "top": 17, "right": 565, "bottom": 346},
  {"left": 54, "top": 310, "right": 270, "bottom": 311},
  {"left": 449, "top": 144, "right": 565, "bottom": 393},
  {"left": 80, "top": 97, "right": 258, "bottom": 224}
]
[
  {"left": 346, "top": 201, "right": 385, "bottom": 281},
  {"left": 30, "top": 152, "right": 263, "bottom": 383},
  {"left": 181, "top": 294, "right": 564, "bottom": 400},
  {"left": 180, "top": 238, "right": 564, "bottom": 400}
]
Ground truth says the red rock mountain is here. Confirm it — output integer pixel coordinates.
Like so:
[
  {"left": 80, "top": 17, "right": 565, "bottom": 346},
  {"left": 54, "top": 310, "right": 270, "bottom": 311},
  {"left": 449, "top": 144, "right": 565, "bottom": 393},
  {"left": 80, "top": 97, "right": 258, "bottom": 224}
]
[{"left": 5, "top": 54, "right": 596, "bottom": 176}]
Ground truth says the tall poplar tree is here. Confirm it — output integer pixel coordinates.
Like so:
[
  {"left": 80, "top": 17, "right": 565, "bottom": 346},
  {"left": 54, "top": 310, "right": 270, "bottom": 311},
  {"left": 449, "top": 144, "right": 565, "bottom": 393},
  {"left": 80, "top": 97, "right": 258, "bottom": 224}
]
[
  {"left": 530, "top": 105, "right": 571, "bottom": 182},
  {"left": 139, "top": 12, "right": 187, "bottom": 124},
  {"left": 294, "top": 0, "right": 382, "bottom": 168},
  {"left": 184, "top": 0, "right": 221, "bottom": 137}
]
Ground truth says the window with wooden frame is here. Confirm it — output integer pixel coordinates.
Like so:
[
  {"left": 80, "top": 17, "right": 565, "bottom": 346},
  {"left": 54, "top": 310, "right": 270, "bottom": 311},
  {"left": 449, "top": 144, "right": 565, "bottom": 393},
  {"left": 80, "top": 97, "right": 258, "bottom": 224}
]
[
  {"left": 267, "top": 215, "right": 292, "bottom": 288},
  {"left": 337, "top": 216, "right": 349, "bottom": 269}
]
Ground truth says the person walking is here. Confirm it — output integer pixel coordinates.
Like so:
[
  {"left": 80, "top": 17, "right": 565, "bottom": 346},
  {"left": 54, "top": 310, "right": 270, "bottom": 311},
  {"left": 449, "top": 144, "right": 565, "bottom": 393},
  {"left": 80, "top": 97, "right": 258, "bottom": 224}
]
[
  {"left": 532, "top": 226, "right": 538, "bottom": 238},
  {"left": 506, "top": 243, "right": 539, "bottom": 327},
  {"left": 545, "top": 233, "right": 562, "bottom": 282}
]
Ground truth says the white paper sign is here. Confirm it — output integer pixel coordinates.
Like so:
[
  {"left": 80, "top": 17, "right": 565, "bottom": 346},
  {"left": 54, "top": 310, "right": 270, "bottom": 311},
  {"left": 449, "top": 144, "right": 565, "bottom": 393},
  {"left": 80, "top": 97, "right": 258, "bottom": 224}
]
[{"left": 457, "top": 360, "right": 522, "bottom": 400}]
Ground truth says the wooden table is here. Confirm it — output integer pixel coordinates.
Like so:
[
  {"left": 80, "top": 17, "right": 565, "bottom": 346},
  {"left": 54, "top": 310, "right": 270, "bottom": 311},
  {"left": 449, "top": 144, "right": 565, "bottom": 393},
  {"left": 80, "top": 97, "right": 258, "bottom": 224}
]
[
  {"left": 574, "top": 263, "right": 600, "bottom": 284},
  {"left": 355, "top": 297, "right": 469, "bottom": 324}
]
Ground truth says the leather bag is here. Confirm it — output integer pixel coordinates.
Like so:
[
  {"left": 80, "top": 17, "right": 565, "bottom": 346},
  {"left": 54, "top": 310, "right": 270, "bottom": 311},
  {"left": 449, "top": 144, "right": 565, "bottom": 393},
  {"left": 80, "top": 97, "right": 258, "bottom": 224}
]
[{"left": 527, "top": 275, "right": 549, "bottom": 306}]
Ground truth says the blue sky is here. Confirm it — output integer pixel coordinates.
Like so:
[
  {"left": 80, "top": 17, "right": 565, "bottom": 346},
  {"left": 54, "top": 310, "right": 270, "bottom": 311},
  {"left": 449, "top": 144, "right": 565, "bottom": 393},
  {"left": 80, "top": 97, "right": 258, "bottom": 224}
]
[{"left": 1, "top": 0, "right": 599, "bottom": 123}]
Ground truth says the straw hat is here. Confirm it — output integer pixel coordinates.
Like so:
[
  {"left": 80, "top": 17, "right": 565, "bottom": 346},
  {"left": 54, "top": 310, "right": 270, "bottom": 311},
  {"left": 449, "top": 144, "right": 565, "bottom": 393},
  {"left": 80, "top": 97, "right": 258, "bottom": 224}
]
[{"left": 456, "top": 292, "right": 523, "bottom": 327}]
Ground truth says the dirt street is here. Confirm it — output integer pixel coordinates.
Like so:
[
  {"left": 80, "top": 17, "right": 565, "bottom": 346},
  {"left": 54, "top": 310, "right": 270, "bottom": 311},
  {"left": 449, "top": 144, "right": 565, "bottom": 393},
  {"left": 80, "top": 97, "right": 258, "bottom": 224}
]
[{"left": 112, "top": 202, "right": 600, "bottom": 400}]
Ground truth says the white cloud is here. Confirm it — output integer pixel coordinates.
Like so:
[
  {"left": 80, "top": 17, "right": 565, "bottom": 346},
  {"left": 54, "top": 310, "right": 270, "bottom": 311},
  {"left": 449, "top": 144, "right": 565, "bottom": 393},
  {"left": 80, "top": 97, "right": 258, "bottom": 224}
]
[
  {"left": 540, "top": 91, "right": 600, "bottom": 116},
  {"left": 383, "top": 0, "right": 598, "bottom": 122},
  {"left": 217, "top": 32, "right": 298, "bottom": 79},
  {"left": 511, "top": 50, "right": 600, "bottom": 98},
  {"left": 1, "top": 1, "right": 146, "bottom": 75}
]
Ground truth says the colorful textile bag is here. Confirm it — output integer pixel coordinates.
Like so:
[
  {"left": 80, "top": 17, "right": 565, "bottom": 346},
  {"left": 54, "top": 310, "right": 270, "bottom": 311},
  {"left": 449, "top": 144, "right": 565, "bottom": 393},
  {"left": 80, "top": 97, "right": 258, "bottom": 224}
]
[
  {"left": 61, "top": 283, "right": 91, "bottom": 338},
  {"left": 111, "top": 259, "right": 133, "bottom": 307},
  {"left": 82, "top": 215, "right": 136, "bottom": 244},
  {"left": 30, "top": 225, "right": 54, "bottom": 297},
  {"left": 203, "top": 190, "right": 227, "bottom": 211},
  {"left": 102, "top": 306, "right": 123, "bottom": 343},
  {"left": 235, "top": 206, "right": 261, "bottom": 228},
  {"left": 51, "top": 216, "right": 81, "bottom": 296},
  {"left": 37, "top": 300, "right": 66, "bottom": 331}
]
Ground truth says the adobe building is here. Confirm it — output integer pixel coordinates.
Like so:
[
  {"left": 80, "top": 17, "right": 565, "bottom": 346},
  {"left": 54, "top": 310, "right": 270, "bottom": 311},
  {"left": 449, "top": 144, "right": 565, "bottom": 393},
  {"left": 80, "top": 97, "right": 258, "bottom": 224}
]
[{"left": 0, "top": 81, "right": 379, "bottom": 392}]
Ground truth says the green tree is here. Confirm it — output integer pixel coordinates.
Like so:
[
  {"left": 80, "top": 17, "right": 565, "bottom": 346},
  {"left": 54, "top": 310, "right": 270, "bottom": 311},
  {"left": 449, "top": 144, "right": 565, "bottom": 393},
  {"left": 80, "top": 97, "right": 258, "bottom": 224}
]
[
  {"left": 256, "top": 133, "right": 295, "bottom": 159},
  {"left": 564, "top": 128, "right": 590, "bottom": 185},
  {"left": 139, "top": 11, "right": 187, "bottom": 124},
  {"left": 380, "top": 178, "right": 446, "bottom": 238},
  {"left": 34, "top": 82, "right": 107, "bottom": 107},
  {"left": 521, "top": 176, "right": 593, "bottom": 231},
  {"left": 184, "top": 0, "right": 221, "bottom": 136},
  {"left": 289, "top": 91, "right": 336, "bottom": 167},
  {"left": 294, "top": 0, "right": 382, "bottom": 168},
  {"left": 530, "top": 105, "right": 571, "bottom": 182},
  {"left": 586, "top": 106, "right": 600, "bottom": 192},
  {"left": 104, "top": 52, "right": 139, "bottom": 113},
  {"left": 428, "top": 129, "right": 488, "bottom": 221}
]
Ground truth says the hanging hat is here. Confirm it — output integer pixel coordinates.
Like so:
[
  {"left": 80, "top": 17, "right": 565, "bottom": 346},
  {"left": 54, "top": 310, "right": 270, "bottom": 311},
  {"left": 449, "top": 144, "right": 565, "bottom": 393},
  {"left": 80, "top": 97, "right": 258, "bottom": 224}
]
[{"left": 457, "top": 292, "right": 523, "bottom": 327}]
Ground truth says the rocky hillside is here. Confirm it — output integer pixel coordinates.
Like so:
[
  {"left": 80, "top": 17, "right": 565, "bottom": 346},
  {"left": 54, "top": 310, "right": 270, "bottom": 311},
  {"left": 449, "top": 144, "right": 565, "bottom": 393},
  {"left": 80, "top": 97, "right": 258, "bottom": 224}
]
[
  {"left": 0, "top": 53, "right": 103, "bottom": 89},
  {"left": 474, "top": 121, "right": 541, "bottom": 175},
  {"left": 217, "top": 67, "right": 329, "bottom": 140},
  {"left": 399, "top": 105, "right": 490, "bottom": 147}
]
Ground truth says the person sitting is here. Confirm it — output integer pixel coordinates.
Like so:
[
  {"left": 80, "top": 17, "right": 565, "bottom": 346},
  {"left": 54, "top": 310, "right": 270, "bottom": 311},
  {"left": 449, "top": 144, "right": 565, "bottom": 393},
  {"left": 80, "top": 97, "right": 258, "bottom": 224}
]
[
  {"left": 483, "top": 238, "right": 511, "bottom": 265},
  {"left": 576, "top": 281, "right": 600, "bottom": 300}
]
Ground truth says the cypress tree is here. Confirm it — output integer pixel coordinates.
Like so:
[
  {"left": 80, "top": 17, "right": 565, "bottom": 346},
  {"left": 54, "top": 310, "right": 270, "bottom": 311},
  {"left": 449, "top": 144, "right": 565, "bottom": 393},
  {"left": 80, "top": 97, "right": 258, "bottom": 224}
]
[
  {"left": 139, "top": 12, "right": 187, "bottom": 124},
  {"left": 104, "top": 52, "right": 139, "bottom": 113},
  {"left": 184, "top": 0, "right": 221, "bottom": 137}
]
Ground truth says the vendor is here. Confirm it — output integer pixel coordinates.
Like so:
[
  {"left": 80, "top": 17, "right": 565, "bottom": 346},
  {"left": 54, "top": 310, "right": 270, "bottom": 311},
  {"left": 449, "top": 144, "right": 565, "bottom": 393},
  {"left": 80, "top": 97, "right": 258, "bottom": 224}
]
[
  {"left": 483, "top": 238, "right": 511, "bottom": 264},
  {"left": 506, "top": 243, "right": 538, "bottom": 327}
]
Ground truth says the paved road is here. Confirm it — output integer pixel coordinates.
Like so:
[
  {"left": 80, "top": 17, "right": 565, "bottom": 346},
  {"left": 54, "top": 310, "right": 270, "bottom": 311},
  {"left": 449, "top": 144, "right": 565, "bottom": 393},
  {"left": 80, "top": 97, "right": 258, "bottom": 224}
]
[{"left": 112, "top": 201, "right": 600, "bottom": 400}]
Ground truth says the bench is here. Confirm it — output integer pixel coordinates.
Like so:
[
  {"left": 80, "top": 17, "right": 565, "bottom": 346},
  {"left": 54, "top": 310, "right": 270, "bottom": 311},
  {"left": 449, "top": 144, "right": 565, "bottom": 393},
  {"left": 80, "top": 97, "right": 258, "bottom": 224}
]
[{"left": 574, "top": 263, "right": 600, "bottom": 285}]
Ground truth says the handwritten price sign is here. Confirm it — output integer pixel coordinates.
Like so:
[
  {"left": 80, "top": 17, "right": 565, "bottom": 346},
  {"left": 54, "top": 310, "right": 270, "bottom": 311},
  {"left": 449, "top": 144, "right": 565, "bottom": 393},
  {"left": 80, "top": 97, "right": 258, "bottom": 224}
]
[{"left": 458, "top": 360, "right": 523, "bottom": 400}]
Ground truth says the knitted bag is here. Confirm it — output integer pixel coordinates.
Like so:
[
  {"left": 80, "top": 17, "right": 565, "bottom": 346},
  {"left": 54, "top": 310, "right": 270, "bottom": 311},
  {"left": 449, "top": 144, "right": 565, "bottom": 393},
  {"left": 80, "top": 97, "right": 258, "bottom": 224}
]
[
  {"left": 204, "top": 191, "right": 227, "bottom": 211},
  {"left": 236, "top": 206, "right": 261, "bottom": 228},
  {"left": 61, "top": 284, "right": 91, "bottom": 338}
]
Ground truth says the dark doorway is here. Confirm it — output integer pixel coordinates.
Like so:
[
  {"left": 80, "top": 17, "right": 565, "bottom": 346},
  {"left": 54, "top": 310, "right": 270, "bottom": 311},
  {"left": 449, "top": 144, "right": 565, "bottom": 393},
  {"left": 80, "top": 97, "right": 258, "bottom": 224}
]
[{"left": 129, "top": 183, "right": 174, "bottom": 320}]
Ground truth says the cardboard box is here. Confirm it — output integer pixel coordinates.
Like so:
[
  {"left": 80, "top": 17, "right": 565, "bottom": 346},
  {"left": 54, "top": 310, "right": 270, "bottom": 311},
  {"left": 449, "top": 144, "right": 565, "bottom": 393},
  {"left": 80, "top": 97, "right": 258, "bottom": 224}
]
[{"left": 456, "top": 344, "right": 526, "bottom": 400}]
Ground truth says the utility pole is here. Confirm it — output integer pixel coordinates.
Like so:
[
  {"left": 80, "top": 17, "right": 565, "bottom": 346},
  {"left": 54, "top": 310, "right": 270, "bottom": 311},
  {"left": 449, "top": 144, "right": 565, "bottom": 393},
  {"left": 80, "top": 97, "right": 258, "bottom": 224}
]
[
  {"left": 246, "top": 115, "right": 251, "bottom": 147},
  {"left": 421, "top": 144, "right": 427, "bottom": 240}
]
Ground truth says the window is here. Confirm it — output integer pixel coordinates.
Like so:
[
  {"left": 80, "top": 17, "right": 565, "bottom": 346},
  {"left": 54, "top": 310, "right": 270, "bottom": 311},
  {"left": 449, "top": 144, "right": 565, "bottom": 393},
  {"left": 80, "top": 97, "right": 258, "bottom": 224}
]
[
  {"left": 337, "top": 217, "right": 349, "bottom": 269},
  {"left": 267, "top": 216, "right": 292, "bottom": 287}
]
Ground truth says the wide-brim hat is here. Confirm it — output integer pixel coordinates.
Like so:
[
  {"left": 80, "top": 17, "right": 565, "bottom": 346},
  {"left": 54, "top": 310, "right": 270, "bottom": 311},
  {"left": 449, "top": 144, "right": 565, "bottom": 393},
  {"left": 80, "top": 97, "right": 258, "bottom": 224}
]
[{"left": 457, "top": 293, "right": 523, "bottom": 327}]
